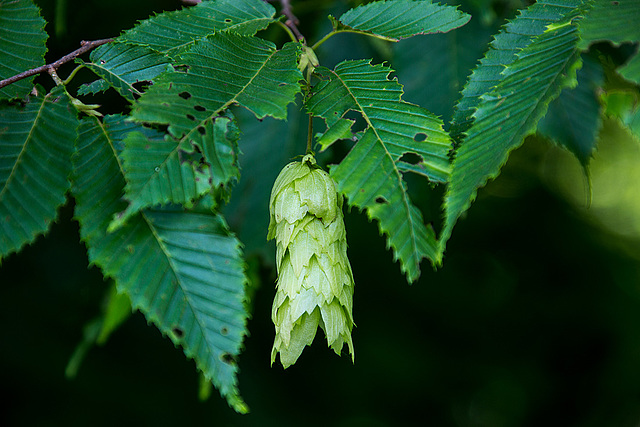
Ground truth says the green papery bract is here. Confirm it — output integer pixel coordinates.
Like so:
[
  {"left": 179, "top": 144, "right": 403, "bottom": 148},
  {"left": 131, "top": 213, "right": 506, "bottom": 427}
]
[{"left": 268, "top": 154, "right": 355, "bottom": 368}]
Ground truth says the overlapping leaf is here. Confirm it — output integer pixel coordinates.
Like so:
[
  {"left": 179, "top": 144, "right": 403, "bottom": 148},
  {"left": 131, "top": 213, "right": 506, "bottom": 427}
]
[
  {"left": 335, "top": 0, "right": 470, "bottom": 41},
  {"left": 578, "top": 0, "right": 640, "bottom": 49},
  {"left": 223, "top": 103, "right": 307, "bottom": 263},
  {"left": 538, "top": 54, "right": 604, "bottom": 166},
  {"left": 442, "top": 3, "right": 588, "bottom": 250},
  {"left": 0, "top": 0, "right": 47, "bottom": 99},
  {"left": 109, "top": 115, "right": 240, "bottom": 231},
  {"left": 392, "top": 16, "right": 496, "bottom": 122},
  {"left": 115, "top": 34, "right": 300, "bottom": 228},
  {"left": 605, "top": 91, "right": 640, "bottom": 141},
  {"left": 449, "top": 0, "right": 587, "bottom": 142},
  {"left": 0, "top": 86, "right": 77, "bottom": 259},
  {"left": 79, "top": 42, "right": 171, "bottom": 101},
  {"left": 117, "top": 0, "right": 275, "bottom": 56},
  {"left": 577, "top": 0, "right": 640, "bottom": 85},
  {"left": 72, "top": 115, "right": 249, "bottom": 413},
  {"left": 307, "top": 60, "right": 452, "bottom": 282},
  {"left": 131, "top": 34, "right": 302, "bottom": 139},
  {"left": 619, "top": 54, "right": 640, "bottom": 85}
]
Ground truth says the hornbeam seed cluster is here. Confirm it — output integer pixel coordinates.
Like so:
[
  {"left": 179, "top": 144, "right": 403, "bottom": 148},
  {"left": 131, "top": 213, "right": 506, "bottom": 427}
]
[{"left": 268, "top": 154, "right": 355, "bottom": 368}]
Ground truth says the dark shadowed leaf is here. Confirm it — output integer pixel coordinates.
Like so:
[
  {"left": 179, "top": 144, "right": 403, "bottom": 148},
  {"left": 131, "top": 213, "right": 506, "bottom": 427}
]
[
  {"left": 307, "top": 60, "right": 452, "bottom": 282},
  {"left": 80, "top": 42, "right": 171, "bottom": 101},
  {"left": 0, "top": 85, "right": 77, "bottom": 259},
  {"left": 0, "top": 0, "right": 47, "bottom": 99},
  {"left": 72, "top": 115, "right": 249, "bottom": 413}
]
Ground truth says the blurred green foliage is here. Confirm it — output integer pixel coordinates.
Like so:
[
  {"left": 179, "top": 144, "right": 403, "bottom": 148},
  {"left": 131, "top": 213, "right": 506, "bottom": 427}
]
[{"left": 2, "top": 0, "right": 640, "bottom": 425}]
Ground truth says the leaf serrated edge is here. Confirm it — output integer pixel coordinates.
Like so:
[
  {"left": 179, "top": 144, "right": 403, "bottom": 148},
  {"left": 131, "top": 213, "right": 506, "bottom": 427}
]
[
  {"left": 138, "top": 209, "right": 250, "bottom": 414},
  {"left": 315, "top": 61, "right": 443, "bottom": 281},
  {"left": 440, "top": 12, "right": 587, "bottom": 255},
  {"left": 73, "top": 117, "right": 249, "bottom": 413}
]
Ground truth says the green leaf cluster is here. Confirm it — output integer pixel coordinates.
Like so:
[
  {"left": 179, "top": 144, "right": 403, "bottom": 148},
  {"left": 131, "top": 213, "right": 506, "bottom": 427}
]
[
  {"left": 441, "top": 0, "right": 640, "bottom": 249},
  {"left": 1, "top": 0, "right": 638, "bottom": 414}
]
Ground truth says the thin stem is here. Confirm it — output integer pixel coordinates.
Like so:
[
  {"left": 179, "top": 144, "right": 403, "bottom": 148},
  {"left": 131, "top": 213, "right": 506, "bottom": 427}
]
[
  {"left": 63, "top": 65, "right": 85, "bottom": 86},
  {"left": 276, "top": 21, "right": 298, "bottom": 43},
  {"left": 311, "top": 31, "right": 337, "bottom": 51},
  {"left": 0, "top": 38, "right": 112, "bottom": 90},
  {"left": 305, "top": 66, "right": 314, "bottom": 154},
  {"left": 306, "top": 113, "right": 313, "bottom": 154},
  {"left": 312, "top": 29, "right": 396, "bottom": 51}
]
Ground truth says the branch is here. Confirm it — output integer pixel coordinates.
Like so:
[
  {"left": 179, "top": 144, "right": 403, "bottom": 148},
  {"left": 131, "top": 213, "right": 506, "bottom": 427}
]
[
  {"left": 279, "top": 0, "right": 304, "bottom": 42},
  {"left": 0, "top": 38, "right": 113, "bottom": 90}
]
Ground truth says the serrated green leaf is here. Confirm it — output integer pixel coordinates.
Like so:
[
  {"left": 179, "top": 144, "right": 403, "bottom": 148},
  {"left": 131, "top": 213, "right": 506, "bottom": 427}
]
[
  {"left": 577, "top": 0, "right": 640, "bottom": 89},
  {"left": 72, "top": 115, "right": 249, "bottom": 413},
  {"left": 80, "top": 42, "right": 171, "bottom": 101},
  {"left": 450, "top": 0, "right": 587, "bottom": 142},
  {"left": 0, "top": 0, "right": 47, "bottom": 99},
  {"left": 336, "top": 0, "right": 470, "bottom": 42},
  {"left": 442, "top": 5, "right": 587, "bottom": 250},
  {"left": 223, "top": 102, "right": 307, "bottom": 263},
  {"left": 316, "top": 117, "right": 355, "bottom": 151},
  {"left": 132, "top": 34, "right": 302, "bottom": 139},
  {"left": 117, "top": 0, "right": 275, "bottom": 56},
  {"left": 538, "top": 54, "right": 604, "bottom": 165},
  {"left": 619, "top": 49, "right": 640, "bottom": 85},
  {"left": 578, "top": 0, "right": 640, "bottom": 49},
  {"left": 605, "top": 91, "right": 640, "bottom": 141},
  {"left": 200, "top": 115, "right": 240, "bottom": 188},
  {"left": 109, "top": 114, "right": 239, "bottom": 231},
  {"left": 0, "top": 86, "right": 78, "bottom": 259},
  {"left": 115, "top": 34, "right": 300, "bottom": 229},
  {"left": 392, "top": 16, "right": 496, "bottom": 123},
  {"left": 77, "top": 79, "right": 110, "bottom": 96},
  {"left": 307, "top": 60, "right": 452, "bottom": 282}
]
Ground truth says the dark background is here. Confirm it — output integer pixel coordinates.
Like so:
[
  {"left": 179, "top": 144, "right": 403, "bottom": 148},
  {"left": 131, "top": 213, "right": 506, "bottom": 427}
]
[{"left": 2, "top": 0, "right": 640, "bottom": 426}]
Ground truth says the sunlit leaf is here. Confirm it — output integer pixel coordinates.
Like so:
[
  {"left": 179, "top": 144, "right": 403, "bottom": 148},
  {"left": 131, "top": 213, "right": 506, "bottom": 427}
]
[
  {"left": 442, "top": 2, "right": 587, "bottom": 249},
  {"left": 449, "top": 0, "right": 587, "bottom": 142}
]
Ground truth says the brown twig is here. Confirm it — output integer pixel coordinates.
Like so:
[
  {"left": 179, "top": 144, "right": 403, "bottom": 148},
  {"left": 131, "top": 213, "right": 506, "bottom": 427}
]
[
  {"left": 279, "top": 0, "right": 304, "bottom": 42},
  {"left": 0, "top": 38, "right": 113, "bottom": 90}
]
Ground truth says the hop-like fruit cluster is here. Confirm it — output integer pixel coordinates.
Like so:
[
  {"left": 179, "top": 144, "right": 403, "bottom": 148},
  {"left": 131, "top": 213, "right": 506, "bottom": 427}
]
[{"left": 268, "top": 154, "right": 355, "bottom": 368}]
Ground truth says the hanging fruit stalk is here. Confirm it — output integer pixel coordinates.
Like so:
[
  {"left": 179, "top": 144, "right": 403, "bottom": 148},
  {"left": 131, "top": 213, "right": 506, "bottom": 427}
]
[{"left": 268, "top": 154, "right": 355, "bottom": 368}]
